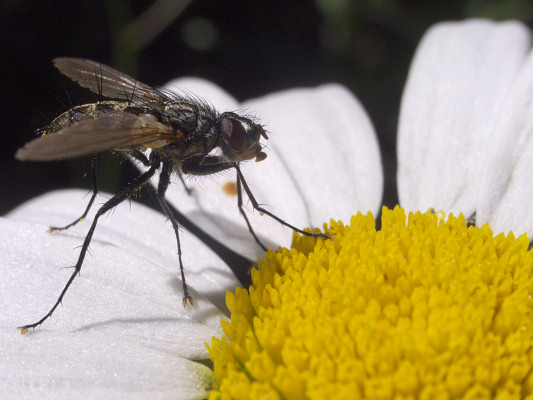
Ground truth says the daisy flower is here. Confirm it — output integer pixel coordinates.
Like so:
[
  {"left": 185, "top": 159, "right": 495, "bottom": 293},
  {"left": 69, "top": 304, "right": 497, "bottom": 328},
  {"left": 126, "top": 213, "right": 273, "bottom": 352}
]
[
  {"left": 206, "top": 19, "right": 533, "bottom": 399},
  {"left": 3, "top": 18, "right": 533, "bottom": 400}
]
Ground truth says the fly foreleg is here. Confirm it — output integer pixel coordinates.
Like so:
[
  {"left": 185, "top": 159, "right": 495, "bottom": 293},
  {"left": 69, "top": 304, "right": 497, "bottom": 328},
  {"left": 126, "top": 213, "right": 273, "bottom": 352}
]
[
  {"left": 181, "top": 159, "right": 268, "bottom": 250},
  {"left": 232, "top": 163, "right": 329, "bottom": 240},
  {"left": 181, "top": 159, "right": 328, "bottom": 250}
]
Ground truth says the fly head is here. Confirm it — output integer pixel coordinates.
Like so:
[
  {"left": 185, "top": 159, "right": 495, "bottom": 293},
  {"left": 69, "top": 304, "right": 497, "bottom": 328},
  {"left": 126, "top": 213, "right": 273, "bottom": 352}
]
[{"left": 218, "top": 112, "right": 268, "bottom": 163}]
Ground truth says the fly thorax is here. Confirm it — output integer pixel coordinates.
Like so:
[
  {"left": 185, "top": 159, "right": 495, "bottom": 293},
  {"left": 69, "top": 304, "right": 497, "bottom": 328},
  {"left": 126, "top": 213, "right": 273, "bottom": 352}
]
[{"left": 163, "top": 101, "right": 218, "bottom": 141}]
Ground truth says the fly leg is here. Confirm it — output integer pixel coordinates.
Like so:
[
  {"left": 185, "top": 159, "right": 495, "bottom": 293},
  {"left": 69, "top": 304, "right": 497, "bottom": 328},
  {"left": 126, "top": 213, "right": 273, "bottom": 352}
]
[
  {"left": 129, "top": 149, "right": 150, "bottom": 166},
  {"left": 177, "top": 171, "right": 194, "bottom": 195},
  {"left": 181, "top": 158, "right": 267, "bottom": 250},
  {"left": 19, "top": 163, "right": 159, "bottom": 333},
  {"left": 232, "top": 163, "right": 329, "bottom": 240},
  {"left": 48, "top": 156, "right": 98, "bottom": 232},
  {"left": 236, "top": 173, "right": 267, "bottom": 251},
  {"left": 131, "top": 149, "right": 192, "bottom": 194},
  {"left": 156, "top": 161, "right": 193, "bottom": 306},
  {"left": 182, "top": 159, "right": 328, "bottom": 250}
]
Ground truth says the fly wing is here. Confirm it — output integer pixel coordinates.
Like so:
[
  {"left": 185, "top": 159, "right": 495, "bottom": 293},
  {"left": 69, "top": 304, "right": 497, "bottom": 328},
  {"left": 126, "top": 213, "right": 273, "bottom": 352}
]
[
  {"left": 16, "top": 112, "right": 179, "bottom": 161},
  {"left": 53, "top": 58, "right": 167, "bottom": 104}
]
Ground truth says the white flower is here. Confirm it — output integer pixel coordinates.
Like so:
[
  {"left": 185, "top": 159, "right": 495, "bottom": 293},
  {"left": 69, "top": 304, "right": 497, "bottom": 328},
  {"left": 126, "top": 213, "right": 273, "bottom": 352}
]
[
  {"left": 3, "top": 17, "right": 533, "bottom": 399},
  {"left": 0, "top": 78, "right": 381, "bottom": 397}
]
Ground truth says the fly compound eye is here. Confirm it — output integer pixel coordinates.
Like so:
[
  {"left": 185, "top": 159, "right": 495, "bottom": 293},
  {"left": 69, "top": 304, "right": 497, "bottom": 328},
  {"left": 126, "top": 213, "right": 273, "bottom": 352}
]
[{"left": 222, "top": 118, "right": 247, "bottom": 152}]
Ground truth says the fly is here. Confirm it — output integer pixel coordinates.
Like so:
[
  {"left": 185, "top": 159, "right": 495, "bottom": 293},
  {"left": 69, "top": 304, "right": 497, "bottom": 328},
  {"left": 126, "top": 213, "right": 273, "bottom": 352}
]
[{"left": 16, "top": 58, "right": 327, "bottom": 334}]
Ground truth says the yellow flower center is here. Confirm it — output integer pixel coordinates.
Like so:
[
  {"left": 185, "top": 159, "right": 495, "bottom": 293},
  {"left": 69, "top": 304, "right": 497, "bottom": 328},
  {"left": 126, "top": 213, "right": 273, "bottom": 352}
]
[{"left": 207, "top": 207, "right": 533, "bottom": 399}]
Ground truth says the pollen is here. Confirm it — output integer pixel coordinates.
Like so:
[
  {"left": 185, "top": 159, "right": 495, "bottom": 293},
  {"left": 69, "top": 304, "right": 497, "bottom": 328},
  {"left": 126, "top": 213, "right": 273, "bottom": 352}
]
[
  {"left": 206, "top": 207, "right": 533, "bottom": 399},
  {"left": 222, "top": 181, "right": 238, "bottom": 197}
]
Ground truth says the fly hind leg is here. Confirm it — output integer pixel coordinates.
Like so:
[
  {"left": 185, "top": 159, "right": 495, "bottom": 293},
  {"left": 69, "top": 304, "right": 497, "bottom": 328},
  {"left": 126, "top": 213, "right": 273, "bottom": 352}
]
[
  {"left": 19, "top": 163, "right": 159, "bottom": 333},
  {"left": 49, "top": 156, "right": 99, "bottom": 232}
]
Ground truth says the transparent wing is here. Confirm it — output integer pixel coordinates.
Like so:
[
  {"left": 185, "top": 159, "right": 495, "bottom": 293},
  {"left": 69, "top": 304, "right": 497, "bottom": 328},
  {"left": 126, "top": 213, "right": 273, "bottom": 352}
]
[
  {"left": 16, "top": 112, "right": 180, "bottom": 161},
  {"left": 53, "top": 58, "right": 167, "bottom": 103}
]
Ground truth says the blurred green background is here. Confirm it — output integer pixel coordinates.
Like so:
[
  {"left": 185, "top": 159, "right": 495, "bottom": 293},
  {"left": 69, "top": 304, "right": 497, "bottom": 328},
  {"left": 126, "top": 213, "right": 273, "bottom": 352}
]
[{"left": 2, "top": 0, "right": 532, "bottom": 214}]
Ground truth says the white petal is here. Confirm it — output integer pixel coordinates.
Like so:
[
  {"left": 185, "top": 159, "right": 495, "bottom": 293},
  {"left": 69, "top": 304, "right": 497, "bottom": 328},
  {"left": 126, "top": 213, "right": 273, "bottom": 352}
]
[
  {"left": 5, "top": 197, "right": 229, "bottom": 358},
  {"left": 242, "top": 84, "right": 382, "bottom": 223},
  {"left": 477, "top": 49, "right": 533, "bottom": 236},
  {"left": 0, "top": 215, "right": 219, "bottom": 398},
  {"left": 8, "top": 190, "right": 241, "bottom": 311},
  {"left": 398, "top": 19, "right": 530, "bottom": 217},
  {"left": 0, "top": 328, "right": 213, "bottom": 399},
  {"left": 160, "top": 81, "right": 382, "bottom": 259}
]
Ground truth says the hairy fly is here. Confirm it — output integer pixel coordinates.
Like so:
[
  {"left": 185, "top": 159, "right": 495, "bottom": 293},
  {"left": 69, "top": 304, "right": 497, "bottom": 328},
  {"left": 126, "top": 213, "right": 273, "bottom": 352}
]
[{"left": 15, "top": 58, "right": 326, "bottom": 333}]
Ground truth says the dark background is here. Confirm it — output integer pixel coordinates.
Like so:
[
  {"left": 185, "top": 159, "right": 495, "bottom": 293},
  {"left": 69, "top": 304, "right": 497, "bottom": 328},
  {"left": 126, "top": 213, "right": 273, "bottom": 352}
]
[{"left": 2, "top": 0, "right": 532, "bottom": 215}]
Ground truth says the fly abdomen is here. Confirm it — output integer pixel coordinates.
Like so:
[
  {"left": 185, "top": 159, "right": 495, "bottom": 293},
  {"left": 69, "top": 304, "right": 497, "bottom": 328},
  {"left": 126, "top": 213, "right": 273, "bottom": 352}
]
[{"left": 48, "top": 101, "right": 131, "bottom": 133}]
